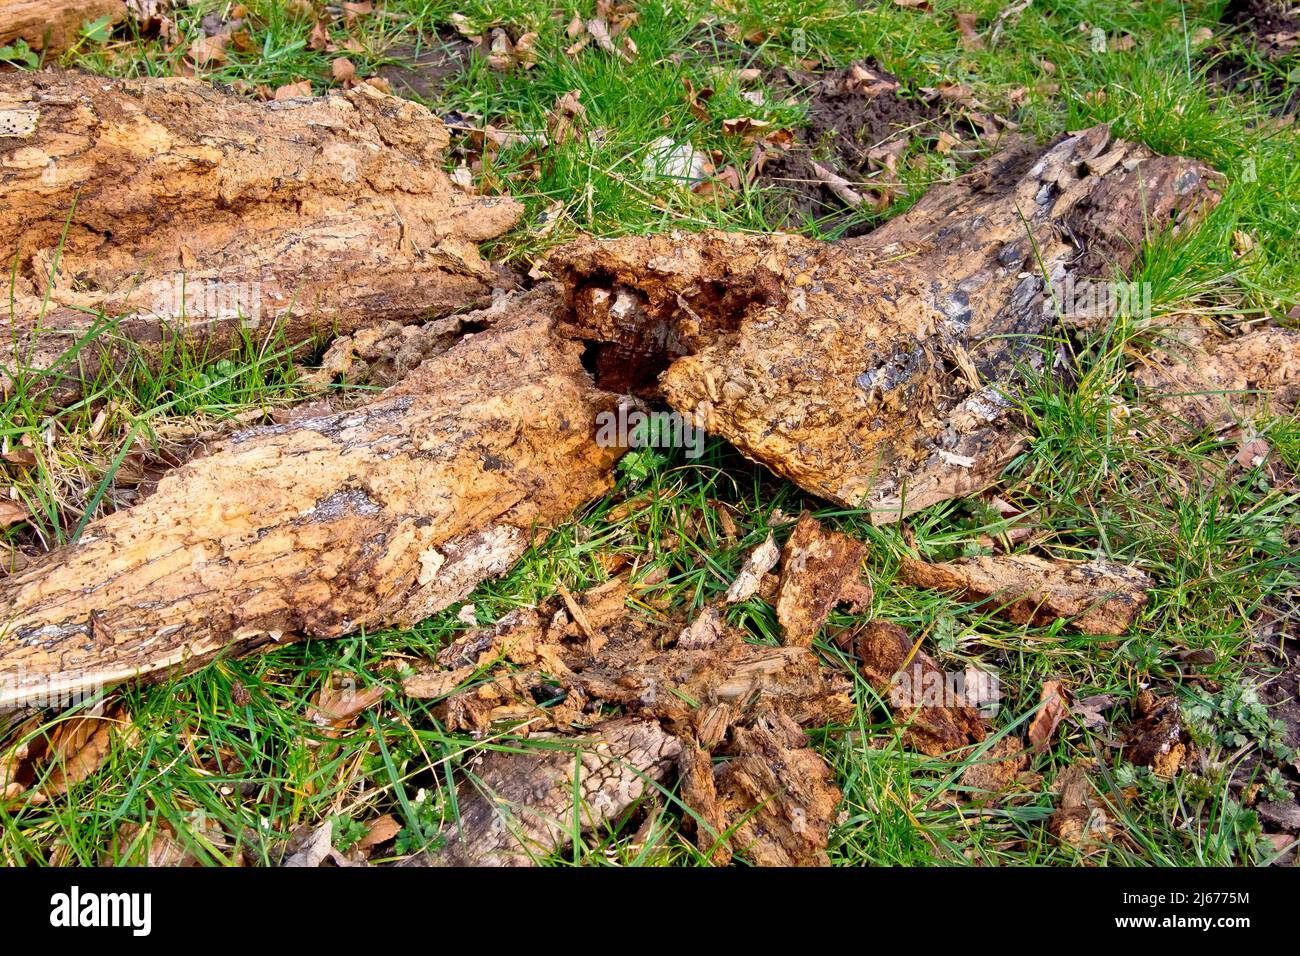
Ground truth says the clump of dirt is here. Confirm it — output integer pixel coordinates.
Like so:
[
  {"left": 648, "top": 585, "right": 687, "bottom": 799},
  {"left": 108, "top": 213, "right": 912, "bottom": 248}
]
[
  {"left": 1206, "top": 0, "right": 1300, "bottom": 113},
  {"left": 378, "top": 31, "right": 482, "bottom": 103},
  {"left": 757, "top": 63, "right": 940, "bottom": 236}
]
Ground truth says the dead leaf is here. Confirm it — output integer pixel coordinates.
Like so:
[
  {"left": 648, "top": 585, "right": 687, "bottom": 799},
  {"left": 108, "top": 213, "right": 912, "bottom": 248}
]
[
  {"left": 722, "top": 116, "right": 774, "bottom": 141},
  {"left": 1027, "top": 679, "right": 1068, "bottom": 752},
  {"left": 955, "top": 12, "right": 984, "bottom": 50},
  {"left": 547, "top": 90, "right": 587, "bottom": 145},
  {"left": 0, "top": 498, "right": 29, "bottom": 528},
  {"left": 40, "top": 706, "right": 137, "bottom": 798},
  {"left": 274, "top": 80, "right": 314, "bottom": 101},
  {"left": 188, "top": 33, "right": 228, "bottom": 67},
  {"left": 358, "top": 814, "right": 401, "bottom": 852},
  {"left": 331, "top": 57, "right": 356, "bottom": 84}
]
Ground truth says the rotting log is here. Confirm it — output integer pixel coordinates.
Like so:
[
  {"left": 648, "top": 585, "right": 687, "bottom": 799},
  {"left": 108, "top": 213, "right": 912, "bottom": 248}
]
[
  {"left": 0, "top": 288, "right": 623, "bottom": 707},
  {"left": 0, "top": 72, "right": 520, "bottom": 395},
  {"left": 0, "top": 128, "right": 1220, "bottom": 705},
  {"left": 0, "top": 0, "right": 125, "bottom": 54},
  {"left": 547, "top": 125, "right": 1218, "bottom": 522}
]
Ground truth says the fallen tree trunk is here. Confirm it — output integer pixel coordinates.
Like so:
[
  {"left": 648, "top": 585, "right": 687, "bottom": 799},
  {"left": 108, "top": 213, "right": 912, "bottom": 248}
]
[
  {"left": 0, "top": 288, "right": 623, "bottom": 707},
  {"left": 0, "top": 128, "right": 1218, "bottom": 705},
  {"left": 0, "top": 72, "right": 520, "bottom": 396},
  {"left": 0, "top": 0, "right": 125, "bottom": 53},
  {"left": 548, "top": 125, "right": 1218, "bottom": 522}
]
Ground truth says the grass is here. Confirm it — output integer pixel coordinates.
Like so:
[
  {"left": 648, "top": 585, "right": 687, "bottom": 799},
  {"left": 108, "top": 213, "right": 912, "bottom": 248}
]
[{"left": 1, "top": 0, "right": 1298, "bottom": 866}]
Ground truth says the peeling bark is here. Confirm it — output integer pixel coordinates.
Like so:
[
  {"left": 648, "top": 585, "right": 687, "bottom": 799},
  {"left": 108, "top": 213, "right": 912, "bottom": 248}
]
[
  {"left": 0, "top": 0, "right": 125, "bottom": 53},
  {"left": 0, "top": 288, "right": 621, "bottom": 707},
  {"left": 416, "top": 718, "right": 681, "bottom": 867},
  {"left": 900, "top": 553, "right": 1151, "bottom": 636},
  {"left": 775, "top": 512, "right": 869, "bottom": 646},
  {"left": 0, "top": 72, "right": 520, "bottom": 395},
  {"left": 548, "top": 126, "right": 1217, "bottom": 521}
]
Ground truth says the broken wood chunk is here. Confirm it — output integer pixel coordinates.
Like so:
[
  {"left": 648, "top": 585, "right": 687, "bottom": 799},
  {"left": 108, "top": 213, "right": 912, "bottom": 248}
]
[
  {"left": 548, "top": 126, "right": 1217, "bottom": 521},
  {"left": 724, "top": 533, "right": 781, "bottom": 603},
  {"left": 0, "top": 72, "right": 520, "bottom": 398},
  {"left": 1048, "top": 762, "right": 1111, "bottom": 848},
  {"left": 415, "top": 718, "right": 681, "bottom": 867},
  {"left": 1122, "top": 690, "right": 1192, "bottom": 778},
  {"left": 775, "top": 512, "right": 869, "bottom": 646},
  {"left": 901, "top": 553, "right": 1151, "bottom": 636},
  {"left": 678, "top": 740, "right": 731, "bottom": 866},
  {"left": 710, "top": 709, "right": 841, "bottom": 866},
  {"left": 1134, "top": 326, "right": 1300, "bottom": 438},
  {"left": 853, "top": 620, "right": 987, "bottom": 756},
  {"left": 0, "top": 288, "right": 622, "bottom": 707},
  {"left": 959, "top": 736, "right": 1032, "bottom": 798}
]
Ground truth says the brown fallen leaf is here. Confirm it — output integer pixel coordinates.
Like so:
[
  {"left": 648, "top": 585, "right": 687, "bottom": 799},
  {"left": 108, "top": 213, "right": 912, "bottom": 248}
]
[
  {"left": 852, "top": 621, "right": 987, "bottom": 756},
  {"left": 547, "top": 89, "right": 587, "bottom": 145},
  {"left": 774, "top": 512, "right": 869, "bottom": 646},
  {"left": 39, "top": 705, "right": 137, "bottom": 798},
  {"left": 306, "top": 673, "right": 386, "bottom": 736},
  {"left": 1027, "top": 679, "right": 1068, "bottom": 752},
  {"left": 721, "top": 116, "right": 775, "bottom": 141},
  {"left": 273, "top": 80, "right": 314, "bottom": 100},
  {"left": 955, "top": 11, "right": 984, "bottom": 50},
  {"left": 188, "top": 33, "right": 228, "bottom": 67},
  {"left": 331, "top": 57, "right": 356, "bottom": 84},
  {"left": 357, "top": 814, "right": 401, "bottom": 853},
  {"left": 1122, "top": 690, "right": 1192, "bottom": 778},
  {"left": 901, "top": 553, "right": 1151, "bottom": 636},
  {"left": 724, "top": 532, "right": 780, "bottom": 602},
  {"left": 0, "top": 497, "right": 30, "bottom": 528}
]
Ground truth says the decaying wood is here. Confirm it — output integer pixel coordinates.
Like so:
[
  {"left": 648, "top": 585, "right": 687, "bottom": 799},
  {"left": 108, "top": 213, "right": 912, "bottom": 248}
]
[
  {"left": 1134, "top": 326, "right": 1300, "bottom": 437},
  {"left": 851, "top": 620, "right": 988, "bottom": 756},
  {"left": 0, "top": 0, "right": 125, "bottom": 53},
  {"left": 0, "top": 72, "right": 520, "bottom": 395},
  {"left": 707, "top": 708, "right": 842, "bottom": 866},
  {"left": 0, "top": 288, "right": 623, "bottom": 707},
  {"left": 1122, "top": 690, "right": 1191, "bottom": 778},
  {"left": 416, "top": 718, "right": 681, "bottom": 867},
  {"left": 900, "top": 553, "right": 1151, "bottom": 636},
  {"left": 775, "top": 512, "right": 869, "bottom": 646},
  {"left": 548, "top": 125, "right": 1217, "bottom": 521}
]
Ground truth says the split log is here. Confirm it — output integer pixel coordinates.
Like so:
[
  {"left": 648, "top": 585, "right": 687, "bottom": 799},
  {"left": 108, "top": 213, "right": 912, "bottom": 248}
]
[
  {"left": 413, "top": 718, "right": 681, "bottom": 867},
  {"left": 0, "top": 72, "right": 520, "bottom": 396},
  {"left": 548, "top": 125, "right": 1218, "bottom": 521},
  {"left": 0, "top": 0, "right": 125, "bottom": 54},
  {"left": 0, "top": 288, "right": 623, "bottom": 707}
]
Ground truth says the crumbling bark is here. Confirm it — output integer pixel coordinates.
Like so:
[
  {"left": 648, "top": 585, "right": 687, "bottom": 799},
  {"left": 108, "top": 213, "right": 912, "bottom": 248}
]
[
  {"left": 0, "top": 72, "right": 520, "bottom": 396},
  {"left": 851, "top": 620, "right": 988, "bottom": 756},
  {"left": 1134, "top": 326, "right": 1300, "bottom": 437},
  {"left": 0, "top": 288, "right": 622, "bottom": 707},
  {"left": 0, "top": 0, "right": 124, "bottom": 53},
  {"left": 415, "top": 718, "right": 681, "bottom": 867},
  {"left": 775, "top": 512, "right": 869, "bottom": 646},
  {"left": 548, "top": 125, "right": 1217, "bottom": 521},
  {"left": 900, "top": 553, "right": 1151, "bottom": 636}
]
